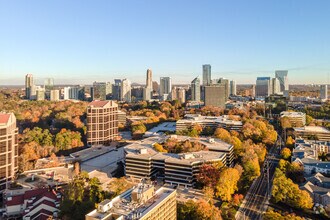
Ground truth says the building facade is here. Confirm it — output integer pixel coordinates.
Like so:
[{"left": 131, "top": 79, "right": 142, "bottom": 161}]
[
  {"left": 204, "top": 84, "right": 226, "bottom": 108},
  {"left": 320, "top": 85, "right": 328, "bottom": 100},
  {"left": 191, "top": 77, "right": 201, "bottom": 101},
  {"left": 202, "top": 64, "right": 211, "bottom": 86},
  {"left": 87, "top": 101, "right": 118, "bottom": 146},
  {"left": 159, "top": 77, "right": 172, "bottom": 97},
  {"left": 230, "top": 80, "right": 236, "bottom": 96},
  {"left": 121, "top": 79, "right": 131, "bottom": 102},
  {"left": 0, "top": 113, "right": 18, "bottom": 192},
  {"left": 93, "top": 82, "right": 107, "bottom": 101},
  {"left": 256, "top": 77, "right": 271, "bottom": 97},
  {"left": 275, "top": 70, "right": 289, "bottom": 92},
  {"left": 25, "top": 74, "right": 34, "bottom": 99}
]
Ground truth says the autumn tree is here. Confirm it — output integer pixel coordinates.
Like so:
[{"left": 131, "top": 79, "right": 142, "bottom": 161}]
[
  {"left": 215, "top": 167, "right": 241, "bottom": 202},
  {"left": 280, "top": 147, "right": 291, "bottom": 160},
  {"left": 272, "top": 168, "right": 313, "bottom": 209},
  {"left": 177, "top": 199, "right": 222, "bottom": 220},
  {"left": 197, "top": 162, "right": 223, "bottom": 188}
]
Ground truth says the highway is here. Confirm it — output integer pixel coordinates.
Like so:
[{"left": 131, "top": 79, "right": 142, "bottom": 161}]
[{"left": 236, "top": 138, "right": 281, "bottom": 220}]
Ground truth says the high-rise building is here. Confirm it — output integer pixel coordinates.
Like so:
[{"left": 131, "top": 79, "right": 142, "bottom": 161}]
[
  {"left": 230, "top": 80, "right": 237, "bottom": 96},
  {"left": 25, "top": 74, "right": 34, "bottom": 99},
  {"left": 87, "top": 100, "right": 118, "bottom": 146},
  {"left": 0, "top": 113, "right": 18, "bottom": 191},
  {"left": 204, "top": 84, "right": 227, "bottom": 108},
  {"left": 50, "top": 90, "right": 60, "bottom": 101},
  {"left": 36, "top": 88, "right": 45, "bottom": 101},
  {"left": 121, "top": 79, "right": 131, "bottom": 102},
  {"left": 218, "top": 78, "right": 230, "bottom": 100},
  {"left": 202, "top": 64, "right": 211, "bottom": 86},
  {"left": 256, "top": 77, "right": 272, "bottom": 97},
  {"left": 160, "top": 77, "right": 172, "bottom": 97},
  {"left": 93, "top": 82, "right": 107, "bottom": 101},
  {"left": 275, "top": 70, "right": 289, "bottom": 92},
  {"left": 146, "top": 69, "right": 152, "bottom": 89},
  {"left": 143, "top": 87, "right": 152, "bottom": 101},
  {"left": 44, "top": 78, "right": 54, "bottom": 91},
  {"left": 271, "top": 78, "right": 281, "bottom": 95},
  {"left": 177, "top": 88, "right": 186, "bottom": 103},
  {"left": 191, "top": 77, "right": 201, "bottom": 101},
  {"left": 106, "top": 82, "right": 112, "bottom": 99},
  {"left": 63, "top": 87, "right": 70, "bottom": 100},
  {"left": 112, "top": 79, "right": 122, "bottom": 101},
  {"left": 320, "top": 85, "right": 328, "bottom": 100}
]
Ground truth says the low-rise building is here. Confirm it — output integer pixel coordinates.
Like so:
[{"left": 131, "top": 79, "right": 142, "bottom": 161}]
[
  {"left": 3, "top": 188, "right": 61, "bottom": 219},
  {"left": 301, "top": 181, "right": 330, "bottom": 208},
  {"left": 124, "top": 135, "right": 233, "bottom": 188},
  {"left": 295, "top": 158, "right": 330, "bottom": 175},
  {"left": 294, "top": 126, "right": 330, "bottom": 141},
  {"left": 85, "top": 184, "right": 176, "bottom": 220},
  {"left": 176, "top": 114, "right": 242, "bottom": 132},
  {"left": 280, "top": 111, "right": 306, "bottom": 127}
]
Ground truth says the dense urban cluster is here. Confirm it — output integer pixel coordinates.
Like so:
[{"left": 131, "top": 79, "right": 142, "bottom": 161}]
[{"left": 0, "top": 66, "right": 329, "bottom": 220}]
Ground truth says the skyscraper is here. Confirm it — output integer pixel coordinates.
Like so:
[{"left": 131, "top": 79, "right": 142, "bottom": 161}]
[
  {"left": 230, "top": 80, "right": 237, "bottom": 96},
  {"left": 25, "top": 74, "right": 34, "bottom": 99},
  {"left": 87, "top": 101, "right": 118, "bottom": 146},
  {"left": 112, "top": 79, "right": 122, "bottom": 101},
  {"left": 160, "top": 77, "right": 172, "bottom": 97},
  {"left": 202, "top": 64, "right": 211, "bottom": 86},
  {"left": 191, "top": 77, "right": 201, "bottom": 101},
  {"left": 320, "top": 85, "right": 328, "bottom": 100},
  {"left": 0, "top": 113, "right": 18, "bottom": 191},
  {"left": 218, "top": 78, "right": 229, "bottom": 100},
  {"left": 44, "top": 78, "right": 54, "bottom": 91},
  {"left": 204, "top": 84, "right": 226, "bottom": 108},
  {"left": 121, "top": 79, "right": 131, "bottom": 102},
  {"left": 50, "top": 90, "right": 60, "bottom": 101},
  {"left": 275, "top": 70, "right": 289, "bottom": 92},
  {"left": 271, "top": 78, "right": 281, "bottom": 95},
  {"left": 93, "top": 82, "right": 107, "bottom": 101},
  {"left": 256, "top": 77, "right": 271, "bottom": 97},
  {"left": 146, "top": 69, "right": 152, "bottom": 89}
]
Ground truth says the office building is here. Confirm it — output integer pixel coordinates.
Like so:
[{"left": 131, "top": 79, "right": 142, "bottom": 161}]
[
  {"left": 230, "top": 80, "right": 236, "bottom": 96},
  {"left": 0, "top": 113, "right": 18, "bottom": 191},
  {"left": 50, "top": 90, "right": 60, "bottom": 101},
  {"left": 256, "top": 77, "right": 272, "bottom": 97},
  {"left": 29, "top": 85, "right": 37, "bottom": 100},
  {"left": 86, "top": 184, "right": 176, "bottom": 220},
  {"left": 202, "top": 64, "right": 211, "bottom": 86},
  {"left": 112, "top": 79, "right": 122, "bottom": 101},
  {"left": 63, "top": 87, "right": 70, "bottom": 100},
  {"left": 320, "top": 85, "right": 328, "bottom": 100},
  {"left": 25, "top": 74, "right": 34, "bottom": 99},
  {"left": 159, "top": 77, "right": 172, "bottom": 97},
  {"left": 106, "top": 82, "right": 112, "bottom": 99},
  {"left": 275, "top": 70, "right": 289, "bottom": 92},
  {"left": 124, "top": 135, "right": 232, "bottom": 186},
  {"left": 87, "top": 101, "right": 118, "bottom": 146},
  {"left": 191, "top": 77, "right": 201, "bottom": 101},
  {"left": 294, "top": 126, "right": 330, "bottom": 141},
  {"left": 93, "top": 82, "right": 107, "bottom": 101},
  {"left": 176, "top": 114, "right": 243, "bottom": 132},
  {"left": 143, "top": 87, "right": 152, "bottom": 101},
  {"left": 44, "top": 78, "right": 54, "bottom": 91},
  {"left": 121, "top": 79, "right": 131, "bottom": 102},
  {"left": 146, "top": 69, "right": 152, "bottom": 89},
  {"left": 171, "top": 87, "right": 186, "bottom": 103},
  {"left": 204, "top": 84, "right": 227, "bottom": 108},
  {"left": 280, "top": 111, "right": 306, "bottom": 127},
  {"left": 218, "top": 78, "right": 230, "bottom": 99},
  {"left": 271, "top": 78, "right": 281, "bottom": 95},
  {"left": 36, "top": 88, "right": 45, "bottom": 101}
]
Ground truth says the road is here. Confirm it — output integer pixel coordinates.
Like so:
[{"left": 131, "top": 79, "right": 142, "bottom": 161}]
[{"left": 236, "top": 138, "right": 281, "bottom": 220}]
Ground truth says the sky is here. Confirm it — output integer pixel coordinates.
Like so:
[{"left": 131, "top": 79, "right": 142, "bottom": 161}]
[{"left": 1, "top": 0, "right": 330, "bottom": 85}]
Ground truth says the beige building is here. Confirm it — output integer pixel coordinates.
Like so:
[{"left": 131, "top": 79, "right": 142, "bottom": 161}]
[
  {"left": 280, "top": 111, "right": 306, "bottom": 127},
  {"left": 87, "top": 101, "right": 118, "bottom": 146},
  {"left": 294, "top": 126, "right": 330, "bottom": 141},
  {"left": 86, "top": 184, "right": 176, "bottom": 220},
  {"left": 50, "top": 89, "right": 60, "bottom": 101},
  {"left": 0, "top": 113, "right": 18, "bottom": 191},
  {"left": 204, "top": 84, "right": 227, "bottom": 108}
]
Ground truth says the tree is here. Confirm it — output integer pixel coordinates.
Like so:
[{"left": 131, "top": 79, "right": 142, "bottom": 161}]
[
  {"left": 177, "top": 199, "right": 222, "bottom": 220},
  {"left": 197, "top": 162, "right": 223, "bottom": 188},
  {"left": 215, "top": 167, "right": 241, "bottom": 202},
  {"left": 153, "top": 143, "right": 167, "bottom": 153},
  {"left": 306, "top": 115, "right": 313, "bottom": 125},
  {"left": 281, "top": 148, "right": 291, "bottom": 160},
  {"left": 89, "top": 177, "right": 103, "bottom": 203},
  {"left": 285, "top": 136, "right": 294, "bottom": 149},
  {"left": 272, "top": 168, "right": 313, "bottom": 209}
]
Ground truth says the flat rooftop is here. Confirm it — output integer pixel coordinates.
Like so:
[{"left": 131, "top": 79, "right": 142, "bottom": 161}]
[
  {"left": 125, "top": 135, "right": 228, "bottom": 164},
  {"left": 280, "top": 111, "right": 305, "bottom": 117},
  {"left": 144, "top": 122, "right": 176, "bottom": 137},
  {"left": 294, "top": 126, "right": 330, "bottom": 133},
  {"left": 177, "top": 114, "right": 242, "bottom": 125},
  {"left": 86, "top": 185, "right": 176, "bottom": 220},
  {"left": 70, "top": 146, "right": 116, "bottom": 162}
]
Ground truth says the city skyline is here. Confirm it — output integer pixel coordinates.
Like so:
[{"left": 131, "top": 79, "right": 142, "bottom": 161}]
[{"left": 1, "top": 0, "right": 330, "bottom": 85}]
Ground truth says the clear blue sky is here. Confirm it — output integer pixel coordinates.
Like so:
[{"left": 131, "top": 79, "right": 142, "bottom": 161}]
[{"left": 1, "top": 0, "right": 330, "bottom": 85}]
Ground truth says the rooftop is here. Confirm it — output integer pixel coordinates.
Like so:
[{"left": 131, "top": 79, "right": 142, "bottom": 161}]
[
  {"left": 86, "top": 185, "right": 176, "bottom": 220},
  {"left": 280, "top": 111, "right": 306, "bottom": 117},
  {"left": 177, "top": 114, "right": 242, "bottom": 125},
  {"left": 294, "top": 126, "right": 330, "bottom": 133},
  {"left": 88, "top": 100, "right": 118, "bottom": 108}
]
